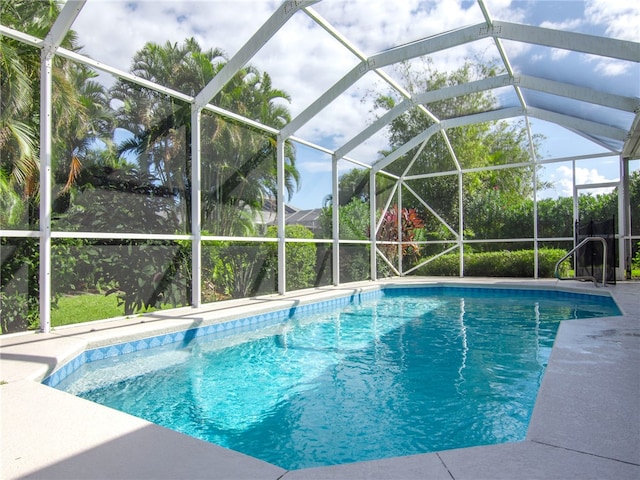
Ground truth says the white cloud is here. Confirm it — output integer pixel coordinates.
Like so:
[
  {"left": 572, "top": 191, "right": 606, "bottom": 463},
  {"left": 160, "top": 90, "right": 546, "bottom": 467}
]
[
  {"left": 585, "top": 0, "right": 640, "bottom": 42},
  {"left": 592, "top": 58, "right": 634, "bottom": 77},
  {"left": 68, "top": 0, "right": 636, "bottom": 162},
  {"left": 549, "top": 48, "right": 571, "bottom": 61},
  {"left": 581, "top": 0, "right": 640, "bottom": 76},
  {"left": 313, "top": 1, "right": 485, "bottom": 55},
  {"left": 66, "top": 1, "right": 525, "bottom": 151},
  {"left": 73, "top": 1, "right": 277, "bottom": 71},
  {"left": 547, "top": 165, "right": 616, "bottom": 197},
  {"left": 487, "top": 0, "right": 527, "bottom": 23},
  {"left": 540, "top": 18, "right": 584, "bottom": 31},
  {"left": 573, "top": 166, "right": 611, "bottom": 185}
]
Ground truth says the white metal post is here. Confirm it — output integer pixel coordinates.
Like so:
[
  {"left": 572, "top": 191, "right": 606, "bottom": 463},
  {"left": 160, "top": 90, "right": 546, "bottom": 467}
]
[
  {"left": 533, "top": 169, "right": 539, "bottom": 279},
  {"left": 277, "top": 136, "right": 286, "bottom": 294},
  {"left": 370, "top": 170, "right": 377, "bottom": 281},
  {"left": 397, "top": 183, "right": 403, "bottom": 275},
  {"left": 458, "top": 170, "right": 464, "bottom": 277},
  {"left": 39, "top": 51, "right": 53, "bottom": 333},
  {"left": 571, "top": 159, "right": 579, "bottom": 273},
  {"left": 191, "top": 107, "right": 202, "bottom": 307},
  {"left": 619, "top": 155, "right": 629, "bottom": 280},
  {"left": 526, "top": 116, "right": 540, "bottom": 279},
  {"left": 332, "top": 155, "right": 340, "bottom": 285},
  {"left": 572, "top": 159, "right": 578, "bottom": 227},
  {"left": 37, "top": 0, "right": 86, "bottom": 332}
]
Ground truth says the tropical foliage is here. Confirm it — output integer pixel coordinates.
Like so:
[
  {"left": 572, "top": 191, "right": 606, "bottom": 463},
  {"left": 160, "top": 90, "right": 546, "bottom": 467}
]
[
  {"left": 264, "top": 224, "right": 317, "bottom": 291},
  {"left": 1, "top": 3, "right": 638, "bottom": 334},
  {"left": 0, "top": 1, "right": 299, "bottom": 332},
  {"left": 375, "top": 60, "right": 544, "bottom": 236},
  {"left": 377, "top": 205, "right": 425, "bottom": 261},
  {"left": 1, "top": 0, "right": 114, "bottom": 229}
]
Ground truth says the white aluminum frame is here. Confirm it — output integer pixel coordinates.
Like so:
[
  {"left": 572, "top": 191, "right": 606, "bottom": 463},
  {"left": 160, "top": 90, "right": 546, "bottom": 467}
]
[{"left": 0, "top": 0, "right": 638, "bottom": 333}]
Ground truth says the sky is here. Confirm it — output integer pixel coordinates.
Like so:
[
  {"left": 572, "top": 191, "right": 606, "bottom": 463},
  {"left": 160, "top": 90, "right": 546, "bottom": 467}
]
[{"left": 67, "top": 0, "right": 640, "bottom": 209}]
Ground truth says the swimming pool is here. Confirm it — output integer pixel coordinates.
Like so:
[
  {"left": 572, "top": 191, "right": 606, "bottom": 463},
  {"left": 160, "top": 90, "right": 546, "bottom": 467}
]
[{"left": 49, "top": 286, "right": 621, "bottom": 470}]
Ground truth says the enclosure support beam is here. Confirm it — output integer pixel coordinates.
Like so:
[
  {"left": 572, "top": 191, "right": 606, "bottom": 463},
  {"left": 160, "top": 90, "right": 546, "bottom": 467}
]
[
  {"left": 571, "top": 160, "right": 579, "bottom": 261},
  {"left": 277, "top": 136, "right": 287, "bottom": 294},
  {"left": 370, "top": 170, "right": 377, "bottom": 281},
  {"left": 526, "top": 116, "right": 540, "bottom": 279},
  {"left": 37, "top": 1, "right": 85, "bottom": 333},
  {"left": 47, "top": 1, "right": 86, "bottom": 46},
  {"left": 334, "top": 77, "right": 448, "bottom": 160},
  {"left": 398, "top": 186, "right": 403, "bottom": 276},
  {"left": 337, "top": 72, "right": 636, "bottom": 164},
  {"left": 282, "top": 22, "right": 488, "bottom": 138},
  {"left": 477, "top": 0, "right": 528, "bottom": 111},
  {"left": 493, "top": 21, "right": 640, "bottom": 63},
  {"left": 374, "top": 107, "right": 524, "bottom": 174},
  {"left": 332, "top": 156, "right": 340, "bottom": 286},
  {"left": 620, "top": 157, "right": 631, "bottom": 279},
  {"left": 39, "top": 52, "right": 53, "bottom": 334},
  {"left": 528, "top": 108, "right": 627, "bottom": 143},
  {"left": 376, "top": 106, "right": 626, "bottom": 182},
  {"left": 458, "top": 170, "right": 464, "bottom": 278},
  {"left": 518, "top": 75, "right": 638, "bottom": 113},
  {"left": 191, "top": 107, "right": 202, "bottom": 307},
  {"left": 193, "top": 0, "right": 318, "bottom": 110}
]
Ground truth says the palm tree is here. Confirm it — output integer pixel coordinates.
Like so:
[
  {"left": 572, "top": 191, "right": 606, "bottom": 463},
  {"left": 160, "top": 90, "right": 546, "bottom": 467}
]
[
  {"left": 1, "top": 0, "right": 113, "bottom": 227},
  {"left": 111, "top": 38, "right": 300, "bottom": 236},
  {"left": 51, "top": 63, "right": 115, "bottom": 215},
  {"left": 0, "top": 0, "right": 52, "bottom": 226},
  {"left": 110, "top": 39, "right": 230, "bottom": 233}
]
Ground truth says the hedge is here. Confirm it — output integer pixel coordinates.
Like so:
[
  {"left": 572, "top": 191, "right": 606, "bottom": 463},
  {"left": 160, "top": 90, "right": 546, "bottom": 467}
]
[{"left": 413, "top": 248, "right": 569, "bottom": 277}]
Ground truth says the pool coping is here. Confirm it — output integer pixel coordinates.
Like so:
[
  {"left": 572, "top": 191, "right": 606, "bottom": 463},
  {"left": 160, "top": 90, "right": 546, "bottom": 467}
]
[{"left": 2, "top": 277, "right": 639, "bottom": 479}]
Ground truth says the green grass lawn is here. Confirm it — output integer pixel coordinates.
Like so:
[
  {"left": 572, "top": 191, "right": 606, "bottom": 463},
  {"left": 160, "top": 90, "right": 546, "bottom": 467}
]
[
  {"left": 51, "top": 293, "right": 175, "bottom": 327},
  {"left": 51, "top": 293, "right": 126, "bottom": 327},
  {"left": 48, "top": 270, "right": 640, "bottom": 329}
]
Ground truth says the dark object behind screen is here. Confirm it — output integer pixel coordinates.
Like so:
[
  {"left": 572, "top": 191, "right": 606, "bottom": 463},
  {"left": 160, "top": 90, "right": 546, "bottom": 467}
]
[{"left": 575, "top": 217, "right": 617, "bottom": 285}]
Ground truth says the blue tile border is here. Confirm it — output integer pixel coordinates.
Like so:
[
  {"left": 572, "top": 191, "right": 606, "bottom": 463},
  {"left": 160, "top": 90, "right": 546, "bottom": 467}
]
[
  {"left": 382, "top": 284, "right": 616, "bottom": 304},
  {"left": 43, "top": 289, "right": 383, "bottom": 388},
  {"left": 43, "top": 285, "right": 617, "bottom": 388}
]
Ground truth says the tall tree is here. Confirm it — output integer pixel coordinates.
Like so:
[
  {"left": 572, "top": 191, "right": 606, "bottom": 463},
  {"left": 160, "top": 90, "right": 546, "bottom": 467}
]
[
  {"left": 375, "top": 60, "right": 542, "bottom": 239},
  {"left": 111, "top": 38, "right": 299, "bottom": 236},
  {"left": 0, "top": 0, "right": 58, "bottom": 226},
  {"left": 1, "top": 0, "right": 113, "bottom": 227}
]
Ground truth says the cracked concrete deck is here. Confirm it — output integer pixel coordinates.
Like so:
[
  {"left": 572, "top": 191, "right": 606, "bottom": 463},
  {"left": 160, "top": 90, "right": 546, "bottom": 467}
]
[{"left": 1, "top": 278, "right": 638, "bottom": 479}]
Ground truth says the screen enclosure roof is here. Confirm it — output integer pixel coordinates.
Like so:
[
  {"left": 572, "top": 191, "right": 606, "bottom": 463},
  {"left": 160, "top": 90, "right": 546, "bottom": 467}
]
[{"left": 2, "top": 0, "right": 639, "bottom": 172}]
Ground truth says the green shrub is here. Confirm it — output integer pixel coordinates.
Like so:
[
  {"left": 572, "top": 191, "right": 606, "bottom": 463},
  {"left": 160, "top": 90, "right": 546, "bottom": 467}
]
[
  {"left": 51, "top": 239, "right": 95, "bottom": 295},
  {"left": 264, "top": 225, "right": 317, "bottom": 291},
  {"left": 538, "top": 249, "right": 571, "bottom": 277},
  {"left": 203, "top": 225, "right": 317, "bottom": 300},
  {"left": 215, "top": 241, "right": 274, "bottom": 298},
  {"left": 0, "top": 238, "right": 40, "bottom": 333},
  {"left": 414, "top": 253, "right": 460, "bottom": 277},
  {"left": 0, "top": 292, "right": 39, "bottom": 334},
  {"left": 415, "top": 248, "right": 568, "bottom": 278},
  {"left": 340, "top": 245, "right": 371, "bottom": 283},
  {"left": 88, "top": 240, "right": 191, "bottom": 315}
]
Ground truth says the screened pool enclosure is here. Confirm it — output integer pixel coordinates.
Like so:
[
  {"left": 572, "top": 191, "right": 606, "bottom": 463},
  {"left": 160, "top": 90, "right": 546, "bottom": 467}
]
[{"left": 1, "top": 0, "right": 639, "bottom": 334}]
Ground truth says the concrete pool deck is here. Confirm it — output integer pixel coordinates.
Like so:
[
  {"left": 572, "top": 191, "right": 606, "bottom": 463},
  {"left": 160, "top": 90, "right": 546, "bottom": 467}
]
[{"left": 1, "top": 277, "right": 638, "bottom": 479}]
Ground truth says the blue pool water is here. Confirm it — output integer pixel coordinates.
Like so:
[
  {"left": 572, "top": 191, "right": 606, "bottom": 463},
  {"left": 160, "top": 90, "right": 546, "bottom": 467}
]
[{"left": 54, "top": 287, "right": 620, "bottom": 469}]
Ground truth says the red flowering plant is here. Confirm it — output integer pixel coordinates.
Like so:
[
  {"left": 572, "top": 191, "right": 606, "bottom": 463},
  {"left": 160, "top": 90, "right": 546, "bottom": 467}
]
[{"left": 376, "top": 205, "right": 425, "bottom": 264}]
